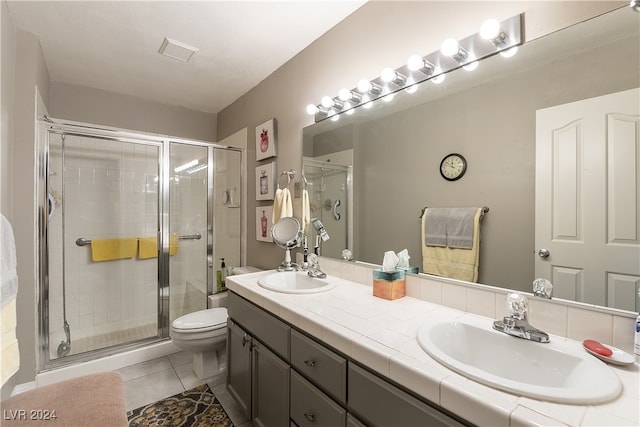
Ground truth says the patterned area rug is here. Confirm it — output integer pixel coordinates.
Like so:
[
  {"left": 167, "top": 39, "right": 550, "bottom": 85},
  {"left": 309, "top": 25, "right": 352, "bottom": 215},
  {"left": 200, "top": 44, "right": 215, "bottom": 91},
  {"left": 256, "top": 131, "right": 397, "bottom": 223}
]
[{"left": 127, "top": 384, "right": 234, "bottom": 427}]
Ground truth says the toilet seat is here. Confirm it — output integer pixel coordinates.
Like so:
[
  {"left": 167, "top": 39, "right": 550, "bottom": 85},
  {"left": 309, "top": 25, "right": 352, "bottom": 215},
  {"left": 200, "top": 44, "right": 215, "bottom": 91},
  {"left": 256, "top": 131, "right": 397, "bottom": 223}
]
[{"left": 172, "top": 308, "right": 228, "bottom": 333}]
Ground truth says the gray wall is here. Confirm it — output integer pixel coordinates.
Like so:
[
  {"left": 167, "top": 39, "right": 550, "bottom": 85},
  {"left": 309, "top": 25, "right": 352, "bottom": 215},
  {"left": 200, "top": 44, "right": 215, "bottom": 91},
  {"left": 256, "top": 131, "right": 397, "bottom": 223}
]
[
  {"left": 9, "top": 28, "right": 50, "bottom": 386},
  {"left": 49, "top": 82, "right": 217, "bottom": 142},
  {"left": 217, "top": 1, "right": 623, "bottom": 272}
]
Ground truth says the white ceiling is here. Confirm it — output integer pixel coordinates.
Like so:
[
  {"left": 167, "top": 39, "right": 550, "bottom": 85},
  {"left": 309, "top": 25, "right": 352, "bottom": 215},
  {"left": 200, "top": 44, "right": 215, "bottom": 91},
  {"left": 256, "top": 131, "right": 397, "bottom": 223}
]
[{"left": 6, "top": 1, "right": 365, "bottom": 114}]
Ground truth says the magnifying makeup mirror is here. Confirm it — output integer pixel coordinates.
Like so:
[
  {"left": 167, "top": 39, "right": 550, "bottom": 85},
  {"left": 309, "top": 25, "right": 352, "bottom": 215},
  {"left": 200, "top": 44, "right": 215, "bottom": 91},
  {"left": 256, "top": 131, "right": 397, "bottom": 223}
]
[{"left": 272, "top": 216, "right": 303, "bottom": 271}]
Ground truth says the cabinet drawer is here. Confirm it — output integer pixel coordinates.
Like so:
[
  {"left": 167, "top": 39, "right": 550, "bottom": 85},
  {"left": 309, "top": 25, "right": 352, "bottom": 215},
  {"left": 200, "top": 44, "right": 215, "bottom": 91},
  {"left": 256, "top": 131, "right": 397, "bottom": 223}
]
[
  {"left": 291, "top": 329, "right": 347, "bottom": 405},
  {"left": 348, "top": 363, "right": 467, "bottom": 427},
  {"left": 291, "top": 370, "right": 346, "bottom": 427},
  {"left": 228, "top": 291, "right": 290, "bottom": 361}
]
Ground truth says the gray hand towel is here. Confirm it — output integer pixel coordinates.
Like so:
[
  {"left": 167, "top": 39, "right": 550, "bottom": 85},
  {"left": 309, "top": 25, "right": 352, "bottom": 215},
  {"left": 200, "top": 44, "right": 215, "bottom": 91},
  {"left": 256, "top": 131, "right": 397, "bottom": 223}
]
[
  {"left": 425, "top": 208, "right": 449, "bottom": 247},
  {"left": 447, "top": 207, "right": 478, "bottom": 249}
]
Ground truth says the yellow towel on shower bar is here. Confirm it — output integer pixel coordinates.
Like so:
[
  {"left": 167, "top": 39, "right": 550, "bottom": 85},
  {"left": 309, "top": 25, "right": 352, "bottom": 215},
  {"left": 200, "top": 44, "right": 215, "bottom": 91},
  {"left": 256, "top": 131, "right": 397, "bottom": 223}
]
[
  {"left": 421, "top": 207, "right": 482, "bottom": 282},
  {"left": 138, "top": 234, "right": 179, "bottom": 259},
  {"left": 90, "top": 238, "right": 138, "bottom": 262}
]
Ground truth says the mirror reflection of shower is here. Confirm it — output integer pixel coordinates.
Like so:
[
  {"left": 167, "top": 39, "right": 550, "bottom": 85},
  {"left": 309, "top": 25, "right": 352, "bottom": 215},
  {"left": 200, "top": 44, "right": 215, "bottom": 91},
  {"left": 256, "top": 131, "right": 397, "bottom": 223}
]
[{"left": 302, "top": 156, "right": 352, "bottom": 259}]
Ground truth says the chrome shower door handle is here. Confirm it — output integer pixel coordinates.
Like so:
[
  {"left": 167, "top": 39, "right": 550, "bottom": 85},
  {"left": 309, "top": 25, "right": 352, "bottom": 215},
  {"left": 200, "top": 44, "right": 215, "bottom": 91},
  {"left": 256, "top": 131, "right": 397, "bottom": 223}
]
[
  {"left": 333, "top": 199, "right": 341, "bottom": 220},
  {"left": 538, "top": 249, "right": 550, "bottom": 258}
]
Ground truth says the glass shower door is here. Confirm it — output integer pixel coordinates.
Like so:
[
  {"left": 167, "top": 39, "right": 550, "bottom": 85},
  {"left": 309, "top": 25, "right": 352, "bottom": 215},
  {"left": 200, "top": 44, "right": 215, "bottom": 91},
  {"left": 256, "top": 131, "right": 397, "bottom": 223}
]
[
  {"left": 47, "top": 133, "right": 161, "bottom": 360},
  {"left": 168, "top": 143, "right": 210, "bottom": 324}
]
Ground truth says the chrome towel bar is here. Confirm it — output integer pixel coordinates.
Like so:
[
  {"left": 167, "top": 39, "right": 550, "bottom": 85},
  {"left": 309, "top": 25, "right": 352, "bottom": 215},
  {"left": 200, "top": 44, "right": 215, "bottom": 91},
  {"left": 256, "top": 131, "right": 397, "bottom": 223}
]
[{"left": 75, "top": 233, "right": 202, "bottom": 247}]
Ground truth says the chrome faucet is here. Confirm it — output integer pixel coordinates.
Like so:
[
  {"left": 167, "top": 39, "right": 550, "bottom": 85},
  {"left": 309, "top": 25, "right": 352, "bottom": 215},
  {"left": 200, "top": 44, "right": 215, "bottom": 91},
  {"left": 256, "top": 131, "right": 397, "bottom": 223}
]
[
  {"left": 306, "top": 253, "right": 327, "bottom": 279},
  {"left": 493, "top": 293, "right": 550, "bottom": 343}
]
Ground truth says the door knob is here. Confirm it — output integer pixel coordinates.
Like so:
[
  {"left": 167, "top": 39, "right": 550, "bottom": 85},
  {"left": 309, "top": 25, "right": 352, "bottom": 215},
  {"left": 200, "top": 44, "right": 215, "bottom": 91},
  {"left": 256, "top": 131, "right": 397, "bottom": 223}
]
[{"left": 538, "top": 249, "right": 550, "bottom": 258}]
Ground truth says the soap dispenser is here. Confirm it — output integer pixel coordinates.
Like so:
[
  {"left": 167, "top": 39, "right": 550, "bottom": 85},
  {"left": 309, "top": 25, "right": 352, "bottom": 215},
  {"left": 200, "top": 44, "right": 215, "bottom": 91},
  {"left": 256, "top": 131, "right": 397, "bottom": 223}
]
[{"left": 217, "top": 258, "right": 226, "bottom": 292}]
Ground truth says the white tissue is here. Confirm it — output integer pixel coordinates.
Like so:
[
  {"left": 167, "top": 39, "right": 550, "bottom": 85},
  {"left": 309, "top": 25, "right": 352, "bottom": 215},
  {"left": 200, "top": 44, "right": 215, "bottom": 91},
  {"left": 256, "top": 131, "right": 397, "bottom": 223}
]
[
  {"left": 397, "top": 249, "right": 411, "bottom": 268},
  {"left": 382, "top": 250, "right": 399, "bottom": 272}
]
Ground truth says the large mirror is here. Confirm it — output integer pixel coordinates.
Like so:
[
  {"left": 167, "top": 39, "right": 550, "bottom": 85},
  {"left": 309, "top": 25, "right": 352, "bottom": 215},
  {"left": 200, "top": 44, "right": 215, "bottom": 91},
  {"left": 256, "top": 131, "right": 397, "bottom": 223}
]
[{"left": 303, "top": 6, "right": 639, "bottom": 312}]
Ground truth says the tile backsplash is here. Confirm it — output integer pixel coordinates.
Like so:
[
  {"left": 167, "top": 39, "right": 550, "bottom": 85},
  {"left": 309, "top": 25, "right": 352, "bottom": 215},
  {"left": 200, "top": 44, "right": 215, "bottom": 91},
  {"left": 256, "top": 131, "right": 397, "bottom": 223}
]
[{"left": 316, "top": 256, "right": 637, "bottom": 354}]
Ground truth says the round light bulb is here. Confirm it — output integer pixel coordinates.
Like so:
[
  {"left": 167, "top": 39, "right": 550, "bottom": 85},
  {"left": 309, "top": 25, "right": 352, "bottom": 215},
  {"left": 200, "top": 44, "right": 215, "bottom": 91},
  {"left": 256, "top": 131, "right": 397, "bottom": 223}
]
[
  {"left": 338, "top": 88, "right": 352, "bottom": 101},
  {"left": 480, "top": 19, "right": 501, "bottom": 40},
  {"left": 500, "top": 46, "right": 518, "bottom": 58},
  {"left": 407, "top": 54, "right": 425, "bottom": 71},
  {"left": 463, "top": 61, "right": 478, "bottom": 71},
  {"left": 381, "top": 68, "right": 397, "bottom": 83},
  {"left": 441, "top": 38, "right": 460, "bottom": 57},
  {"left": 321, "top": 96, "right": 334, "bottom": 108},
  {"left": 357, "top": 79, "right": 373, "bottom": 93},
  {"left": 306, "top": 104, "right": 319, "bottom": 115}
]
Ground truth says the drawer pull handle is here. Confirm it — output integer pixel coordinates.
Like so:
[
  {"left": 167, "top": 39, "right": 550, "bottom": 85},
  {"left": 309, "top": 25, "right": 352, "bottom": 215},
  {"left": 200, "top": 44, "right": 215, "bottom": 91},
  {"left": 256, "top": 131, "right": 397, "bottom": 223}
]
[
  {"left": 304, "top": 412, "right": 316, "bottom": 422},
  {"left": 242, "top": 335, "right": 250, "bottom": 347},
  {"left": 304, "top": 359, "right": 316, "bottom": 367}
]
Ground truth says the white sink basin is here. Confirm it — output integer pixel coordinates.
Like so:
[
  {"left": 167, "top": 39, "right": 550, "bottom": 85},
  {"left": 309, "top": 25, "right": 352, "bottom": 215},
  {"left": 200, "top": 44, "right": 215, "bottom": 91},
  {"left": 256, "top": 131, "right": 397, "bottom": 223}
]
[
  {"left": 258, "top": 272, "right": 336, "bottom": 294},
  {"left": 417, "top": 321, "right": 622, "bottom": 404}
]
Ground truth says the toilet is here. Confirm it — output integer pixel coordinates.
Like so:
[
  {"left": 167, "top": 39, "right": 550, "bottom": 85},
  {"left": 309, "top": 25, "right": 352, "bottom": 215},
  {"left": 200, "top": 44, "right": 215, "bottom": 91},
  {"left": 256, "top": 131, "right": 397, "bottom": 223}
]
[
  {"left": 171, "top": 266, "right": 261, "bottom": 379},
  {"left": 170, "top": 307, "right": 228, "bottom": 379}
]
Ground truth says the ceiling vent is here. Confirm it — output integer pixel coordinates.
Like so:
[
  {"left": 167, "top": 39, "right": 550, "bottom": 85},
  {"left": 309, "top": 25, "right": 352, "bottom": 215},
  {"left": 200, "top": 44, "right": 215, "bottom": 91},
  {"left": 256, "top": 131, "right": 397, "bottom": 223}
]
[{"left": 158, "top": 38, "right": 199, "bottom": 62}]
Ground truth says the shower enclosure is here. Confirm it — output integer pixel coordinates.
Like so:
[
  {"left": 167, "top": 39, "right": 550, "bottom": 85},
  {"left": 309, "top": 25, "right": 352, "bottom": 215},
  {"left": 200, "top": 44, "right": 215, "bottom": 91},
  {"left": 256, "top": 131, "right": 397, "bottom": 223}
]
[
  {"left": 302, "top": 158, "right": 352, "bottom": 259},
  {"left": 38, "top": 118, "right": 241, "bottom": 370}
]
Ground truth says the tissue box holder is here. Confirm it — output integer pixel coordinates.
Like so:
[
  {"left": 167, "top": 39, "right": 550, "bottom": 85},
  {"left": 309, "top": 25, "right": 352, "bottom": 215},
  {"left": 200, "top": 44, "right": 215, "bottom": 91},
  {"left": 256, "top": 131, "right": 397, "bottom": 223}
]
[
  {"left": 398, "top": 266, "right": 419, "bottom": 274},
  {"left": 373, "top": 269, "right": 405, "bottom": 300}
]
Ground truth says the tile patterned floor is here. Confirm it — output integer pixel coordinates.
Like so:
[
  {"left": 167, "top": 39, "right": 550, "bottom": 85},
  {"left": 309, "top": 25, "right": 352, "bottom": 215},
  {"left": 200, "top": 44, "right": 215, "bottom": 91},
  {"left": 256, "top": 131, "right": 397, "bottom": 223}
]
[{"left": 117, "top": 351, "right": 252, "bottom": 427}]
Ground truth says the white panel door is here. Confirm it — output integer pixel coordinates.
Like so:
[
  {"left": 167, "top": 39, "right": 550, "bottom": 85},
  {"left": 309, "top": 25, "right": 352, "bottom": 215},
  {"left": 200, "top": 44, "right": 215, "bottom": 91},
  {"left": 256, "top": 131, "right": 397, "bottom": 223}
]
[{"left": 535, "top": 88, "right": 640, "bottom": 310}]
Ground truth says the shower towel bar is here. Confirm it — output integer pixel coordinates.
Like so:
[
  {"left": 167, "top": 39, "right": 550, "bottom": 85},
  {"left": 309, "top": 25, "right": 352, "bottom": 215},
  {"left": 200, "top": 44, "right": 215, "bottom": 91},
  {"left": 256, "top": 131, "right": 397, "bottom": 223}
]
[
  {"left": 419, "top": 206, "right": 489, "bottom": 219},
  {"left": 75, "top": 233, "right": 202, "bottom": 247}
]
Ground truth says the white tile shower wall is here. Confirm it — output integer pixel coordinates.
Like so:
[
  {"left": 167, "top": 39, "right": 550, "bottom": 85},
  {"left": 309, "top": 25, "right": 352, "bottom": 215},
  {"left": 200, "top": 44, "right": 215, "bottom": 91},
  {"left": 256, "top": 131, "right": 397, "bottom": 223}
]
[
  {"left": 50, "top": 141, "right": 160, "bottom": 353},
  {"left": 319, "top": 256, "right": 637, "bottom": 354}
]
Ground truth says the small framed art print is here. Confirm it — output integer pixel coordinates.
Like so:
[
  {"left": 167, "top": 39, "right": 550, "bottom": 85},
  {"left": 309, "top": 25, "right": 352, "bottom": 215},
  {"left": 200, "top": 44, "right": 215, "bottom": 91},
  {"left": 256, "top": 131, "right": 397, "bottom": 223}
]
[
  {"left": 256, "top": 118, "right": 277, "bottom": 160},
  {"left": 256, "top": 206, "right": 274, "bottom": 242},
  {"left": 255, "top": 161, "right": 276, "bottom": 200}
]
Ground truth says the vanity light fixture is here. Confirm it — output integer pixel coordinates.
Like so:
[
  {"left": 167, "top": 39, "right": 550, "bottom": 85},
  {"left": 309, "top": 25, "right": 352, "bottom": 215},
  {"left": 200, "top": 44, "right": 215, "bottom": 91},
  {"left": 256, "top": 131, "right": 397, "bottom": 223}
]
[
  {"left": 381, "top": 68, "right": 407, "bottom": 86},
  {"left": 407, "top": 55, "right": 434, "bottom": 74},
  {"left": 480, "top": 19, "right": 508, "bottom": 47},
  {"left": 632, "top": 0, "right": 640, "bottom": 12},
  {"left": 441, "top": 38, "right": 469, "bottom": 63},
  {"left": 357, "top": 79, "right": 382, "bottom": 95},
  {"left": 306, "top": 13, "right": 522, "bottom": 122},
  {"left": 338, "top": 88, "right": 362, "bottom": 103}
]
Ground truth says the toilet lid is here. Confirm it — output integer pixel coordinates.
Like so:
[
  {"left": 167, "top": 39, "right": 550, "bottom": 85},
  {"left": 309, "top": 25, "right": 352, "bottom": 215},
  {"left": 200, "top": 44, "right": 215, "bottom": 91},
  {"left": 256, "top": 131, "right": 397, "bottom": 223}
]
[{"left": 172, "top": 308, "right": 228, "bottom": 331}]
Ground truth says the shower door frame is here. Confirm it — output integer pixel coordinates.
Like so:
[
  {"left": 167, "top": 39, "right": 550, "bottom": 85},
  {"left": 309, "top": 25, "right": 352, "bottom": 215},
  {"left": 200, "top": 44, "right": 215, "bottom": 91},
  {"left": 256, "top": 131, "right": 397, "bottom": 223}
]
[{"left": 36, "top": 117, "right": 242, "bottom": 372}]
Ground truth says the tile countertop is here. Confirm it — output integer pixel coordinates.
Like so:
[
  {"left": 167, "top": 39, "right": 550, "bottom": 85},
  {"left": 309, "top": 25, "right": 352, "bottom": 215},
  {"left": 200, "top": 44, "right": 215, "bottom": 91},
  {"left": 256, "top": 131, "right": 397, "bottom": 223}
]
[{"left": 226, "top": 271, "right": 639, "bottom": 427}]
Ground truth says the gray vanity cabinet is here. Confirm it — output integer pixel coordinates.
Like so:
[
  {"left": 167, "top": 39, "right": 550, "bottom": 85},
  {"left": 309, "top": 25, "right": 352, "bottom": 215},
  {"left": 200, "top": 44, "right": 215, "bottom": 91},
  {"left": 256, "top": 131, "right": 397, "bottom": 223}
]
[
  {"left": 226, "top": 319, "right": 251, "bottom": 418},
  {"left": 348, "top": 364, "right": 466, "bottom": 427},
  {"left": 227, "top": 292, "right": 291, "bottom": 427}
]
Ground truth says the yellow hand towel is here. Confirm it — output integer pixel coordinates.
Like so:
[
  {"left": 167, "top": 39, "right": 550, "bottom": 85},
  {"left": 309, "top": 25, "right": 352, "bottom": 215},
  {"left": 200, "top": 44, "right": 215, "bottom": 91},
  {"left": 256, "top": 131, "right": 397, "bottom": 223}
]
[
  {"left": 138, "top": 237, "right": 158, "bottom": 259},
  {"left": 90, "top": 238, "right": 138, "bottom": 262},
  {"left": 138, "top": 234, "right": 179, "bottom": 259},
  {"left": 421, "top": 207, "right": 482, "bottom": 282}
]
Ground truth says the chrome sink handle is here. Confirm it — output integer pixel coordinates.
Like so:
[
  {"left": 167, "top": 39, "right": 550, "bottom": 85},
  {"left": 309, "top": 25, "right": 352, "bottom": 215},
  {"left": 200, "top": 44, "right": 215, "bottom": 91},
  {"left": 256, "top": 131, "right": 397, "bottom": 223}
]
[
  {"left": 493, "top": 292, "right": 550, "bottom": 343},
  {"left": 307, "top": 253, "right": 327, "bottom": 279}
]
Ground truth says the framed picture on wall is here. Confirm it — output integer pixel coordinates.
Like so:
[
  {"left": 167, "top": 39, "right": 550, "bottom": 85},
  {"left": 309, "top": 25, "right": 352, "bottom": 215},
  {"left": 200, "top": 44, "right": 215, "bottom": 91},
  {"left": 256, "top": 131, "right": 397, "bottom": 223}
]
[
  {"left": 255, "top": 118, "right": 277, "bottom": 160},
  {"left": 255, "top": 161, "right": 276, "bottom": 200},
  {"left": 256, "top": 206, "right": 274, "bottom": 242}
]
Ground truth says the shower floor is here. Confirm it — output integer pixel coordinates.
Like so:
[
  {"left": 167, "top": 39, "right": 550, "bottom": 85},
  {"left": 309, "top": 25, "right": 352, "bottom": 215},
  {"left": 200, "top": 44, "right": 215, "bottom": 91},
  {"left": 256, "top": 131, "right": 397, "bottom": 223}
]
[{"left": 64, "top": 323, "right": 158, "bottom": 357}]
